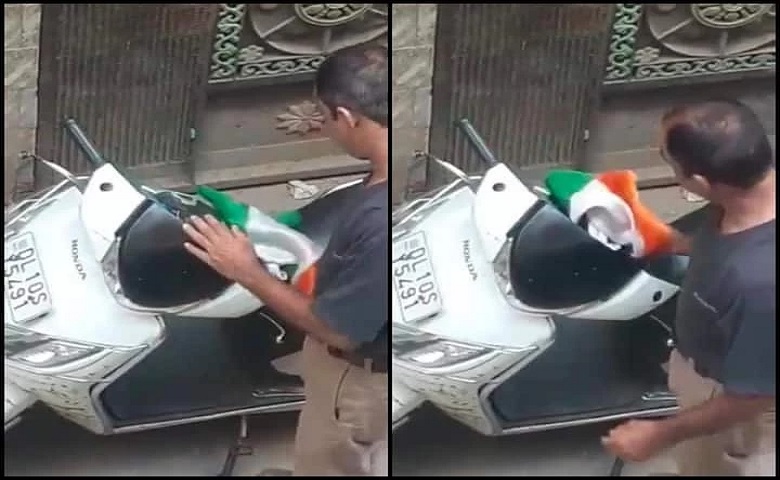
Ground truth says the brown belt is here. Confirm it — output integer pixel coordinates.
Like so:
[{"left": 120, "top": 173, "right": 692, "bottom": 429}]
[{"left": 327, "top": 346, "right": 387, "bottom": 373}]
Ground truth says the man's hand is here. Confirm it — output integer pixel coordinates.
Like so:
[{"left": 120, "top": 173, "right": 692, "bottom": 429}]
[
  {"left": 602, "top": 419, "right": 673, "bottom": 462},
  {"left": 182, "top": 215, "right": 261, "bottom": 284},
  {"left": 603, "top": 393, "right": 774, "bottom": 463},
  {"left": 183, "top": 215, "right": 353, "bottom": 351}
]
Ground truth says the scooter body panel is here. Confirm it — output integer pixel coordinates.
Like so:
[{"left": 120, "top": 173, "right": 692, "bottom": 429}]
[
  {"left": 5, "top": 185, "right": 163, "bottom": 347},
  {"left": 392, "top": 170, "right": 557, "bottom": 434},
  {"left": 392, "top": 185, "right": 554, "bottom": 349},
  {"left": 5, "top": 172, "right": 355, "bottom": 435},
  {"left": 391, "top": 162, "right": 686, "bottom": 435}
]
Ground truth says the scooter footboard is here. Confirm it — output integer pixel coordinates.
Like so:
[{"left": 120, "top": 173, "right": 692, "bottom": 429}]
[{"left": 5, "top": 381, "right": 35, "bottom": 432}]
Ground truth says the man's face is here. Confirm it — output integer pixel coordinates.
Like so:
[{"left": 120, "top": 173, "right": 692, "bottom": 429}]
[{"left": 318, "top": 100, "right": 368, "bottom": 161}]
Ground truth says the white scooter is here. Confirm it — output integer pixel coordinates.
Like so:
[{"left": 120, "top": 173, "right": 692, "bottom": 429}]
[
  {"left": 391, "top": 119, "right": 706, "bottom": 438},
  {"left": 4, "top": 119, "right": 362, "bottom": 474}
]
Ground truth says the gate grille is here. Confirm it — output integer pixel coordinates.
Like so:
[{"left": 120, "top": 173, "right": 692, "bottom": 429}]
[
  {"left": 428, "top": 4, "right": 614, "bottom": 186},
  {"left": 35, "top": 4, "right": 218, "bottom": 188}
]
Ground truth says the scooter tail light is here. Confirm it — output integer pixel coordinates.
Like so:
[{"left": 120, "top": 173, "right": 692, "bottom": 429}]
[
  {"left": 491, "top": 239, "right": 515, "bottom": 297},
  {"left": 100, "top": 239, "right": 146, "bottom": 312},
  {"left": 101, "top": 240, "right": 124, "bottom": 299}
]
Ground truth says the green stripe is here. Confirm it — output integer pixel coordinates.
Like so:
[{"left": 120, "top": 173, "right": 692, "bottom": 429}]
[
  {"left": 196, "top": 185, "right": 249, "bottom": 230},
  {"left": 543, "top": 169, "right": 595, "bottom": 213}
]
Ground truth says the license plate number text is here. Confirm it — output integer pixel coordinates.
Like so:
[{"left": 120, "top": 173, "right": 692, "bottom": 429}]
[{"left": 392, "top": 232, "right": 441, "bottom": 323}]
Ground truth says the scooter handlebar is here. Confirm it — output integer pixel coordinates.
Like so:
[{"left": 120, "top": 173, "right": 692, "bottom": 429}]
[
  {"left": 455, "top": 118, "right": 499, "bottom": 168},
  {"left": 63, "top": 118, "right": 106, "bottom": 168}
]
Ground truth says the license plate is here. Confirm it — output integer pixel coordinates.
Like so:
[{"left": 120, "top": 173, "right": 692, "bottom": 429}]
[
  {"left": 4, "top": 232, "right": 52, "bottom": 324},
  {"left": 392, "top": 231, "right": 442, "bottom": 323}
]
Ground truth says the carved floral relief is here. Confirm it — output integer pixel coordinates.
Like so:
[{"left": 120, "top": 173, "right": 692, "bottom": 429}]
[
  {"left": 210, "top": 3, "right": 387, "bottom": 83},
  {"left": 605, "top": 4, "right": 775, "bottom": 84}
]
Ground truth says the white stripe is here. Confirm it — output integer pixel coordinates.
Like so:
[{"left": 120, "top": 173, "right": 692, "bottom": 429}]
[{"left": 569, "top": 180, "right": 645, "bottom": 257}]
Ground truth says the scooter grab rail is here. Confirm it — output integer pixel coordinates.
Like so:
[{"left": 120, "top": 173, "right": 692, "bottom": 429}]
[
  {"left": 455, "top": 118, "right": 499, "bottom": 168},
  {"left": 63, "top": 118, "right": 106, "bottom": 168}
]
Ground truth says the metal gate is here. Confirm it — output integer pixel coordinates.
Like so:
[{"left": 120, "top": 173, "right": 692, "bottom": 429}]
[
  {"left": 428, "top": 4, "right": 615, "bottom": 186},
  {"left": 35, "top": 4, "right": 218, "bottom": 189}
]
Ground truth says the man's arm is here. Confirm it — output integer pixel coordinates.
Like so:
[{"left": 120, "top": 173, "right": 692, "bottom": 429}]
[
  {"left": 238, "top": 205, "right": 387, "bottom": 352},
  {"left": 656, "top": 393, "right": 774, "bottom": 445},
  {"left": 182, "top": 215, "right": 352, "bottom": 350},
  {"left": 238, "top": 266, "right": 354, "bottom": 351}
]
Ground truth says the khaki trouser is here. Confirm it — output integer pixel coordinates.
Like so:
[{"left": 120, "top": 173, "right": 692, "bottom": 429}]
[
  {"left": 667, "top": 349, "right": 776, "bottom": 476},
  {"left": 293, "top": 336, "right": 388, "bottom": 476}
]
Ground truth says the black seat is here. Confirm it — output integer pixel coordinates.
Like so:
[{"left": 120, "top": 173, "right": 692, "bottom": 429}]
[
  {"left": 117, "top": 199, "right": 232, "bottom": 309},
  {"left": 508, "top": 199, "right": 642, "bottom": 310},
  {"left": 295, "top": 181, "right": 363, "bottom": 249},
  {"left": 508, "top": 200, "right": 712, "bottom": 309},
  {"left": 641, "top": 253, "right": 690, "bottom": 286}
]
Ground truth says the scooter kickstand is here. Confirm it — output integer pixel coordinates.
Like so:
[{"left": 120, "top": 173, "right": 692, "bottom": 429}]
[
  {"left": 218, "top": 415, "right": 253, "bottom": 477},
  {"left": 609, "top": 456, "right": 625, "bottom": 477}
]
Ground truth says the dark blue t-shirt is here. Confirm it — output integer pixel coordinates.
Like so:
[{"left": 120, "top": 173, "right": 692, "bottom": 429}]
[
  {"left": 312, "top": 180, "right": 388, "bottom": 351},
  {"left": 675, "top": 209, "right": 775, "bottom": 396}
]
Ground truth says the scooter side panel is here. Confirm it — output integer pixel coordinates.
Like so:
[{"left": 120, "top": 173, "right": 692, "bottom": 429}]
[
  {"left": 392, "top": 185, "right": 556, "bottom": 435},
  {"left": 5, "top": 186, "right": 164, "bottom": 435},
  {"left": 5, "top": 346, "right": 146, "bottom": 434},
  {"left": 79, "top": 164, "right": 148, "bottom": 262},
  {"left": 393, "top": 187, "right": 554, "bottom": 350},
  {"left": 567, "top": 271, "right": 679, "bottom": 321},
  {"left": 394, "top": 345, "right": 550, "bottom": 435},
  {"left": 472, "top": 164, "right": 540, "bottom": 261},
  {"left": 5, "top": 187, "right": 162, "bottom": 347}
]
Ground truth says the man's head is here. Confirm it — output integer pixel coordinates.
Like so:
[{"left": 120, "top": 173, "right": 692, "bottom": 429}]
[
  {"left": 315, "top": 45, "right": 388, "bottom": 161},
  {"left": 659, "top": 99, "right": 774, "bottom": 202}
]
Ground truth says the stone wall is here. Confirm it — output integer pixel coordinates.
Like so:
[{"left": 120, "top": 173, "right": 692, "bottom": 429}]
[
  {"left": 4, "top": 3, "right": 41, "bottom": 203},
  {"left": 391, "top": 4, "right": 436, "bottom": 204}
]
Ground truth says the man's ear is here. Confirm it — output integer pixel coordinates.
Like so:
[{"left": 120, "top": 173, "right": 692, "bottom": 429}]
[{"left": 335, "top": 106, "right": 358, "bottom": 128}]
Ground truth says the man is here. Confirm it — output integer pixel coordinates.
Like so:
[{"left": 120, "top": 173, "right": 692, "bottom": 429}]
[
  {"left": 182, "top": 45, "right": 389, "bottom": 476},
  {"left": 603, "top": 99, "right": 775, "bottom": 476}
]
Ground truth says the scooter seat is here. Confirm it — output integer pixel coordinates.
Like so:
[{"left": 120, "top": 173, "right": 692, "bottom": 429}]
[
  {"left": 117, "top": 200, "right": 232, "bottom": 309},
  {"left": 115, "top": 181, "right": 363, "bottom": 310},
  {"left": 507, "top": 200, "right": 708, "bottom": 310}
]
